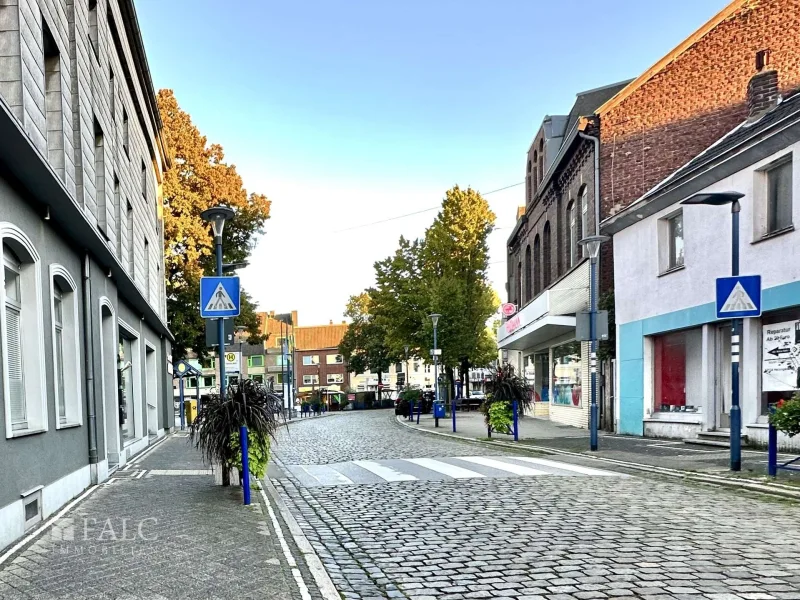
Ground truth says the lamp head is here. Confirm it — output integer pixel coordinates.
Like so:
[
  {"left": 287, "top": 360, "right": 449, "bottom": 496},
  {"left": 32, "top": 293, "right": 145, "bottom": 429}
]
[
  {"left": 200, "top": 205, "right": 235, "bottom": 238},
  {"left": 577, "top": 234, "right": 610, "bottom": 259},
  {"left": 428, "top": 313, "right": 441, "bottom": 328},
  {"left": 681, "top": 191, "right": 744, "bottom": 206}
]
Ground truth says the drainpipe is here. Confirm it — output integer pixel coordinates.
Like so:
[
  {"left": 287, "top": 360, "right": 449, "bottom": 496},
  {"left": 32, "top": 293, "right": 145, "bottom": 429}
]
[
  {"left": 578, "top": 130, "right": 600, "bottom": 237},
  {"left": 82, "top": 253, "right": 100, "bottom": 483}
]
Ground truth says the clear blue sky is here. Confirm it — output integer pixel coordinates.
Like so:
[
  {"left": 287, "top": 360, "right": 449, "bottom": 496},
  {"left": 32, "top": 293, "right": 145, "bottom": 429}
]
[{"left": 136, "top": 0, "right": 730, "bottom": 326}]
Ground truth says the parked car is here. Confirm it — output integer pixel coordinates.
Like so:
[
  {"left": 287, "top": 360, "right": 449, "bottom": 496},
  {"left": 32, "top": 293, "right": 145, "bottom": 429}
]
[{"left": 469, "top": 390, "right": 486, "bottom": 401}]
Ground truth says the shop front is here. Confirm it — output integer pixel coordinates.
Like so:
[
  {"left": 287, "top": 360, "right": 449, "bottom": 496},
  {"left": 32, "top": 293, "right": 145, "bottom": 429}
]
[{"left": 498, "top": 263, "right": 591, "bottom": 428}]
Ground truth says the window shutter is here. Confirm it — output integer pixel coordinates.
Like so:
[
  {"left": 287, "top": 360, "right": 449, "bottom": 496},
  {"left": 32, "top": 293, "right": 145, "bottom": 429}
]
[
  {"left": 6, "top": 307, "right": 26, "bottom": 428},
  {"left": 55, "top": 327, "right": 66, "bottom": 422}
]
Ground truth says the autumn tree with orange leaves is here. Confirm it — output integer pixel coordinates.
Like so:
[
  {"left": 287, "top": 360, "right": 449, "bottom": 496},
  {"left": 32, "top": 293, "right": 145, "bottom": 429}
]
[{"left": 158, "top": 89, "right": 270, "bottom": 358}]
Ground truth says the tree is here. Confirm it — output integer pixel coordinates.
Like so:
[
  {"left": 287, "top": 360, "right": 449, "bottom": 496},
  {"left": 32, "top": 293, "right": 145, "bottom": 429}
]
[
  {"left": 419, "top": 186, "right": 498, "bottom": 396},
  {"left": 158, "top": 89, "right": 270, "bottom": 357},
  {"left": 338, "top": 293, "right": 394, "bottom": 403}
]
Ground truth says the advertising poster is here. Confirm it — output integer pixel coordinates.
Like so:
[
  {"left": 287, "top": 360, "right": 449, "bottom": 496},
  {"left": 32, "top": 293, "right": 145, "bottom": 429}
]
[{"left": 762, "top": 320, "right": 800, "bottom": 392}]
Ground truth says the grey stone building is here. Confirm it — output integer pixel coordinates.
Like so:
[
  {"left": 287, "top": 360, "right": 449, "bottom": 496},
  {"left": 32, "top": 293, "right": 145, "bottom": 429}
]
[
  {"left": 0, "top": 0, "right": 171, "bottom": 550},
  {"left": 499, "top": 81, "right": 629, "bottom": 430}
]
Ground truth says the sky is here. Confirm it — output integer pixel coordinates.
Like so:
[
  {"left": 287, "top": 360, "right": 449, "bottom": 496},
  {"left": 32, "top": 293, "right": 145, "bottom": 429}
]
[{"left": 136, "top": 0, "right": 730, "bottom": 327}]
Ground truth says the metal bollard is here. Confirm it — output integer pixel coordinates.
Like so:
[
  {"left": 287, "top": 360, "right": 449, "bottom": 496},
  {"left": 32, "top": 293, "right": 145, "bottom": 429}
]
[
  {"left": 768, "top": 420, "right": 778, "bottom": 477},
  {"left": 513, "top": 400, "right": 519, "bottom": 442}
]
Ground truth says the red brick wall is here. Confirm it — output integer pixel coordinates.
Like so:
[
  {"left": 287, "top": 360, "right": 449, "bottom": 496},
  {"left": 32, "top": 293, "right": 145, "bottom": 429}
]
[
  {"left": 599, "top": 0, "right": 800, "bottom": 221},
  {"left": 295, "top": 349, "right": 348, "bottom": 388}
]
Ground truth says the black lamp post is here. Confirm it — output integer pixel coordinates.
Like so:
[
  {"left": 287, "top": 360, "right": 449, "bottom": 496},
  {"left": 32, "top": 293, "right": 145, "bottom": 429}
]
[
  {"left": 682, "top": 191, "right": 746, "bottom": 471},
  {"left": 578, "top": 234, "right": 609, "bottom": 452},
  {"left": 429, "top": 314, "right": 441, "bottom": 427}
]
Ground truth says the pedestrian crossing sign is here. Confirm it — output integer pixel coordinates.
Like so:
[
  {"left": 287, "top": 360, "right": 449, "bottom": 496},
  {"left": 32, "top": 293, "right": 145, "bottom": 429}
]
[
  {"left": 716, "top": 275, "right": 761, "bottom": 319},
  {"left": 200, "top": 276, "right": 240, "bottom": 318}
]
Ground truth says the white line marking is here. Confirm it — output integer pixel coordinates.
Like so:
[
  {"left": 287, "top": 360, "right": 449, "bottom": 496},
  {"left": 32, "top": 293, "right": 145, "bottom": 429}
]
[
  {"left": 0, "top": 486, "right": 98, "bottom": 567},
  {"left": 146, "top": 469, "right": 212, "bottom": 476},
  {"left": 352, "top": 460, "right": 418, "bottom": 482},
  {"left": 511, "top": 456, "right": 623, "bottom": 476},
  {"left": 103, "top": 478, "right": 118, "bottom": 486},
  {"left": 458, "top": 456, "right": 549, "bottom": 476},
  {"left": 402, "top": 458, "right": 485, "bottom": 479},
  {"left": 301, "top": 465, "right": 354, "bottom": 485},
  {"left": 259, "top": 487, "right": 312, "bottom": 600},
  {"left": 128, "top": 434, "right": 170, "bottom": 466},
  {"left": 136, "top": 470, "right": 147, "bottom": 479}
]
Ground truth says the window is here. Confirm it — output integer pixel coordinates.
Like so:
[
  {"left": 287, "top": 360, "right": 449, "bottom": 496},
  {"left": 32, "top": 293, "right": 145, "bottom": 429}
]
[
  {"left": 186, "top": 377, "right": 197, "bottom": 388},
  {"left": 113, "top": 175, "right": 120, "bottom": 251},
  {"left": 144, "top": 237, "right": 150, "bottom": 301},
  {"left": 202, "top": 375, "right": 215, "bottom": 388},
  {"left": 94, "top": 119, "right": 106, "bottom": 234},
  {"left": 227, "top": 375, "right": 239, "bottom": 386},
  {"left": 249, "top": 355, "right": 264, "bottom": 368},
  {"left": 327, "top": 373, "right": 344, "bottom": 384},
  {"left": 88, "top": 0, "right": 98, "bottom": 59},
  {"left": 126, "top": 201, "right": 133, "bottom": 276},
  {"left": 533, "top": 150, "right": 538, "bottom": 190},
  {"left": 2, "top": 231, "right": 47, "bottom": 437},
  {"left": 303, "top": 374, "right": 319, "bottom": 385},
  {"left": 275, "top": 336, "right": 285, "bottom": 349},
  {"left": 109, "top": 68, "right": 115, "bottom": 120},
  {"left": 43, "top": 19, "right": 64, "bottom": 180},
  {"left": 275, "top": 373, "right": 284, "bottom": 385},
  {"left": 326, "top": 354, "right": 343, "bottom": 365},
  {"left": 567, "top": 201, "right": 577, "bottom": 268},
  {"left": 50, "top": 266, "right": 81, "bottom": 427},
  {"left": 122, "top": 109, "right": 129, "bottom": 157},
  {"left": 767, "top": 159, "right": 792, "bottom": 234},
  {"left": 424, "top": 364, "right": 431, "bottom": 374},
  {"left": 141, "top": 159, "right": 147, "bottom": 199},
  {"left": 551, "top": 342, "right": 582, "bottom": 406},
  {"left": 119, "top": 334, "right": 135, "bottom": 441},
  {"left": 524, "top": 245, "right": 531, "bottom": 303},
  {"left": 580, "top": 186, "right": 589, "bottom": 257},
  {"left": 252, "top": 374, "right": 264, "bottom": 384},
  {"left": 542, "top": 222, "right": 551, "bottom": 288},
  {"left": 303, "top": 355, "right": 319, "bottom": 366},
  {"left": 526, "top": 160, "right": 532, "bottom": 203},
  {"left": 659, "top": 211, "right": 685, "bottom": 273},
  {"left": 22, "top": 489, "right": 41, "bottom": 531},
  {"left": 533, "top": 235, "right": 541, "bottom": 296},
  {"left": 203, "top": 357, "right": 216, "bottom": 369},
  {"left": 652, "top": 328, "right": 702, "bottom": 413},
  {"left": 538, "top": 139, "right": 544, "bottom": 185},
  {"left": 516, "top": 261, "right": 522, "bottom": 305}
]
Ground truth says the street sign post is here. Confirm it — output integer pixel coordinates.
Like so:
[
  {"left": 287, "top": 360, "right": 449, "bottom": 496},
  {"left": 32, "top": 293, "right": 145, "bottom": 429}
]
[
  {"left": 200, "top": 276, "right": 241, "bottom": 318},
  {"left": 716, "top": 275, "right": 761, "bottom": 319}
]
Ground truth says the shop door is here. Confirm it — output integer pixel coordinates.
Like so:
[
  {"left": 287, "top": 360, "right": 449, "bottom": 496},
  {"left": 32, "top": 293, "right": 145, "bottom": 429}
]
[
  {"left": 715, "top": 324, "right": 731, "bottom": 430},
  {"left": 534, "top": 353, "right": 549, "bottom": 404},
  {"left": 655, "top": 333, "right": 686, "bottom": 410}
]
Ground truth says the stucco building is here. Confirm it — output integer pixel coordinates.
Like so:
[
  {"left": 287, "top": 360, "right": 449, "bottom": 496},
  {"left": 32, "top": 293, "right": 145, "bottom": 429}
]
[{"left": 0, "top": 0, "right": 170, "bottom": 550}]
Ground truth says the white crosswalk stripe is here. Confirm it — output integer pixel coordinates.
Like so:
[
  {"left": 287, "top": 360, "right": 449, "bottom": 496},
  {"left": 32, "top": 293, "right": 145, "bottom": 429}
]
[{"left": 282, "top": 455, "right": 626, "bottom": 487}]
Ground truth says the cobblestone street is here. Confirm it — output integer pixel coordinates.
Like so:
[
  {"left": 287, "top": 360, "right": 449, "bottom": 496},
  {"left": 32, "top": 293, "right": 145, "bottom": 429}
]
[{"left": 272, "top": 410, "right": 800, "bottom": 600}]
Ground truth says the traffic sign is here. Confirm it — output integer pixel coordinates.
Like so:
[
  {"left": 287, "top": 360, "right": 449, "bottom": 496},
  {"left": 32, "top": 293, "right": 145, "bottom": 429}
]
[
  {"left": 200, "top": 276, "right": 240, "bottom": 318},
  {"left": 716, "top": 275, "right": 761, "bottom": 319}
]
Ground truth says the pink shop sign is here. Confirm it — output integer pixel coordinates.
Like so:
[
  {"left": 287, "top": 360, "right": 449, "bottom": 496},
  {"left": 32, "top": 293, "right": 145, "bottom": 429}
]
[{"left": 505, "top": 315, "right": 521, "bottom": 334}]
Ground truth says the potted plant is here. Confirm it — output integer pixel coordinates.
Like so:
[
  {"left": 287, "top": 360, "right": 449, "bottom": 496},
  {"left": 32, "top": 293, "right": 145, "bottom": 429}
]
[
  {"left": 769, "top": 393, "right": 800, "bottom": 437},
  {"left": 481, "top": 364, "right": 532, "bottom": 432},
  {"left": 189, "top": 379, "right": 281, "bottom": 486}
]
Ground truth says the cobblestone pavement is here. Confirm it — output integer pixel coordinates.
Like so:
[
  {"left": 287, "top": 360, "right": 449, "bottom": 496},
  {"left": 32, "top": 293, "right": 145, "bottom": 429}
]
[
  {"left": 0, "top": 434, "right": 320, "bottom": 600},
  {"left": 272, "top": 410, "right": 800, "bottom": 600}
]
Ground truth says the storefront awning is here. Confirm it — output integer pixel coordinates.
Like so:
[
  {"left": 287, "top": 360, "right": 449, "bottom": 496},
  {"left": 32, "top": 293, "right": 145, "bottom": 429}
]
[{"left": 498, "top": 315, "right": 576, "bottom": 351}]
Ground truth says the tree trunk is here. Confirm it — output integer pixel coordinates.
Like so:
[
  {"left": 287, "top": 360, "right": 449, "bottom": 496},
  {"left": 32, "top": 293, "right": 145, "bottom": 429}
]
[
  {"left": 446, "top": 366, "right": 455, "bottom": 401},
  {"left": 222, "top": 464, "right": 230, "bottom": 487},
  {"left": 460, "top": 358, "right": 470, "bottom": 398}
]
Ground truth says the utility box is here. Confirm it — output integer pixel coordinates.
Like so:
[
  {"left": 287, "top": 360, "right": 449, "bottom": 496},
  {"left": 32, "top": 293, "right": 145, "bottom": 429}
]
[
  {"left": 184, "top": 400, "right": 198, "bottom": 425},
  {"left": 433, "top": 402, "right": 446, "bottom": 419}
]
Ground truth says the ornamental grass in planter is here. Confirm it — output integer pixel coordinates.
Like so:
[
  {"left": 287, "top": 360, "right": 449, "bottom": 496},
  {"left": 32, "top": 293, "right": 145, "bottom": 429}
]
[{"left": 189, "top": 378, "right": 281, "bottom": 486}]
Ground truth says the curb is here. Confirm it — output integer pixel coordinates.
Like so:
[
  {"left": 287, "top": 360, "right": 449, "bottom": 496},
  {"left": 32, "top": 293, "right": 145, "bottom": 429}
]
[
  {"left": 262, "top": 478, "right": 340, "bottom": 600},
  {"left": 395, "top": 415, "right": 800, "bottom": 501}
]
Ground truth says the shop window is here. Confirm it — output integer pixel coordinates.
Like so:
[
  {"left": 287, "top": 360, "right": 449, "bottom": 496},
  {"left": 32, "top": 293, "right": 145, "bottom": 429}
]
[
  {"left": 653, "top": 328, "right": 702, "bottom": 413},
  {"left": 119, "top": 333, "right": 137, "bottom": 441},
  {"left": 761, "top": 310, "right": 800, "bottom": 414},
  {"left": 551, "top": 342, "right": 581, "bottom": 406}
]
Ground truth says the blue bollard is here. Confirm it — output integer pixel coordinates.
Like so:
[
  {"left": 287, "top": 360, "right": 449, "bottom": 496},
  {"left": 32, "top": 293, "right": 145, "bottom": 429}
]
[
  {"left": 512, "top": 400, "right": 519, "bottom": 441},
  {"left": 240, "top": 425, "right": 251, "bottom": 505},
  {"left": 416, "top": 399, "right": 421, "bottom": 424},
  {"left": 452, "top": 399, "right": 456, "bottom": 433},
  {"left": 768, "top": 420, "right": 778, "bottom": 477}
]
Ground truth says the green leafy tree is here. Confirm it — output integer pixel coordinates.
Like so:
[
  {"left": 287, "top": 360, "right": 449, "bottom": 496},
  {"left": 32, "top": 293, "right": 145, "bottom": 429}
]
[
  {"left": 338, "top": 293, "right": 395, "bottom": 402},
  {"left": 158, "top": 89, "right": 269, "bottom": 358}
]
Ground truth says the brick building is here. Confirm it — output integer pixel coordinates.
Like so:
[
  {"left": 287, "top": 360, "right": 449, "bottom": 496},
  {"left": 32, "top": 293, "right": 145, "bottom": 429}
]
[
  {"left": 294, "top": 321, "right": 349, "bottom": 397},
  {"left": 596, "top": 0, "right": 800, "bottom": 290},
  {"left": 500, "top": 82, "right": 628, "bottom": 429}
]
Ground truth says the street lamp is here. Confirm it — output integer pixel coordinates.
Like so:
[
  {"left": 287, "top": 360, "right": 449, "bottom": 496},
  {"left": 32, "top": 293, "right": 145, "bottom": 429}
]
[
  {"left": 578, "top": 234, "right": 609, "bottom": 452},
  {"left": 429, "top": 314, "right": 442, "bottom": 427},
  {"left": 682, "top": 191, "right": 745, "bottom": 471},
  {"left": 201, "top": 205, "right": 251, "bottom": 504}
]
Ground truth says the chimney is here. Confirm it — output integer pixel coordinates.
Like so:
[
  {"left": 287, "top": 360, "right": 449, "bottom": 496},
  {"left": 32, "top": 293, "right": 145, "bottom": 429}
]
[
  {"left": 748, "top": 51, "right": 779, "bottom": 119},
  {"left": 329, "top": 320, "right": 333, "bottom": 325}
]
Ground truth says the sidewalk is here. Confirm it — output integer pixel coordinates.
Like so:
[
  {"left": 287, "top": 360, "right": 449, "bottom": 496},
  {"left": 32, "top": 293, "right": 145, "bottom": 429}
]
[
  {"left": 0, "top": 433, "right": 321, "bottom": 600},
  {"left": 399, "top": 410, "right": 800, "bottom": 491}
]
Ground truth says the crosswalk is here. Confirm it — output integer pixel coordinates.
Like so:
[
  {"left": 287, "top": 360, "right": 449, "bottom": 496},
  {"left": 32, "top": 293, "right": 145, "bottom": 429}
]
[{"left": 282, "top": 455, "right": 625, "bottom": 487}]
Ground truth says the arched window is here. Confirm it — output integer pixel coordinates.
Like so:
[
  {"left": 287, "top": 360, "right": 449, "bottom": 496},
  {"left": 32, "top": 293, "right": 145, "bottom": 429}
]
[
  {"left": 517, "top": 261, "right": 522, "bottom": 305},
  {"left": 580, "top": 185, "right": 589, "bottom": 257},
  {"left": 1, "top": 224, "right": 46, "bottom": 436},
  {"left": 538, "top": 139, "right": 544, "bottom": 185},
  {"left": 567, "top": 201, "right": 576, "bottom": 268},
  {"left": 50, "top": 265, "right": 82, "bottom": 427},
  {"left": 526, "top": 161, "right": 532, "bottom": 204},
  {"left": 533, "top": 235, "right": 541, "bottom": 296},
  {"left": 543, "top": 222, "right": 552, "bottom": 288},
  {"left": 524, "top": 245, "right": 532, "bottom": 303},
  {"left": 532, "top": 151, "right": 538, "bottom": 193}
]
